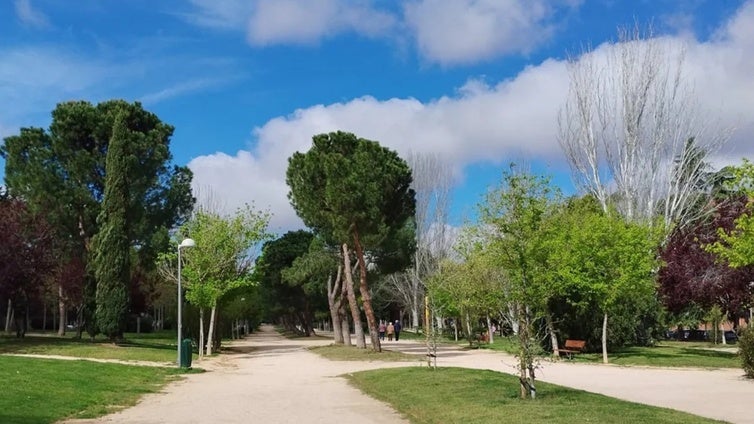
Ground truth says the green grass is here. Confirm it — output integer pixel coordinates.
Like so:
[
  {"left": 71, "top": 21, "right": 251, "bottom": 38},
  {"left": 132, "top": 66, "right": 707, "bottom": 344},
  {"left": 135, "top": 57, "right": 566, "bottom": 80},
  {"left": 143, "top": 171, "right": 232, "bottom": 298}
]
[
  {"left": 562, "top": 343, "right": 738, "bottom": 368},
  {"left": 0, "top": 355, "right": 194, "bottom": 424},
  {"left": 347, "top": 367, "right": 724, "bottom": 424},
  {"left": 0, "top": 330, "right": 197, "bottom": 363},
  {"left": 310, "top": 344, "right": 421, "bottom": 362},
  {"left": 472, "top": 338, "right": 739, "bottom": 368}
]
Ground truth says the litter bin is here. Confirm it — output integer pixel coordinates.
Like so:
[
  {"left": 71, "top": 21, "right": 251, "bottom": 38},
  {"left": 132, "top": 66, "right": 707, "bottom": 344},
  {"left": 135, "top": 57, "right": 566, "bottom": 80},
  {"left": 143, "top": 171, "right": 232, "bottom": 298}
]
[{"left": 180, "top": 339, "right": 193, "bottom": 368}]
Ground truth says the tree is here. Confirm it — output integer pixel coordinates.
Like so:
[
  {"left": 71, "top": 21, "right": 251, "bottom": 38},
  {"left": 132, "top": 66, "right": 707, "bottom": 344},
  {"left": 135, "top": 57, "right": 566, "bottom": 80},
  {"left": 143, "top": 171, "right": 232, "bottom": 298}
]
[
  {"left": 558, "top": 25, "right": 727, "bottom": 233},
  {"left": 91, "top": 111, "right": 132, "bottom": 339},
  {"left": 548, "top": 207, "right": 658, "bottom": 363},
  {"left": 479, "top": 167, "right": 559, "bottom": 398},
  {"left": 708, "top": 159, "right": 754, "bottom": 268},
  {"left": 179, "top": 206, "right": 269, "bottom": 355},
  {"left": 286, "top": 131, "right": 416, "bottom": 352},
  {"left": 1, "top": 100, "right": 194, "bottom": 335},
  {"left": 256, "top": 231, "right": 317, "bottom": 335},
  {"left": 660, "top": 195, "right": 754, "bottom": 324},
  {"left": 282, "top": 237, "right": 343, "bottom": 343},
  {"left": 0, "top": 196, "right": 56, "bottom": 337},
  {"left": 388, "top": 152, "right": 453, "bottom": 329}
]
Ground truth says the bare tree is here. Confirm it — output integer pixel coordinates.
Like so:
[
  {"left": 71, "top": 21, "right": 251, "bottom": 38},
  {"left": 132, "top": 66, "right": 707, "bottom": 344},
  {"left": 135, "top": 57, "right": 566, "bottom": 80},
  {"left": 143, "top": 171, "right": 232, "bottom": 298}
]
[
  {"left": 559, "top": 25, "right": 728, "bottom": 233},
  {"left": 385, "top": 152, "right": 454, "bottom": 329}
]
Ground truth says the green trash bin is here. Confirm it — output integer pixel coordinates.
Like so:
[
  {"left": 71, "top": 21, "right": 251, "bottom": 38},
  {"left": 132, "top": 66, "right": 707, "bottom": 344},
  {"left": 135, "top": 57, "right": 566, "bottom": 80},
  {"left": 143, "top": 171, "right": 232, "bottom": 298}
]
[{"left": 180, "top": 339, "right": 193, "bottom": 368}]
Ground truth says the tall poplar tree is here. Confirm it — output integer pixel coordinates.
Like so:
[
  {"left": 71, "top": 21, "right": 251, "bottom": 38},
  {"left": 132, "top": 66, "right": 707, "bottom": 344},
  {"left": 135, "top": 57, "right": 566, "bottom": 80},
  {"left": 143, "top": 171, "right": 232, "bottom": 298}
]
[{"left": 91, "top": 111, "right": 131, "bottom": 340}]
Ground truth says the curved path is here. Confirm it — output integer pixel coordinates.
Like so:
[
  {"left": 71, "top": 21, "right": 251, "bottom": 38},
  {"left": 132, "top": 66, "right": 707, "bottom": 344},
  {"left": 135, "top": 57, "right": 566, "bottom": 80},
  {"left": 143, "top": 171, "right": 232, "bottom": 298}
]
[
  {"left": 64, "top": 327, "right": 754, "bottom": 424},
  {"left": 383, "top": 338, "right": 754, "bottom": 424}
]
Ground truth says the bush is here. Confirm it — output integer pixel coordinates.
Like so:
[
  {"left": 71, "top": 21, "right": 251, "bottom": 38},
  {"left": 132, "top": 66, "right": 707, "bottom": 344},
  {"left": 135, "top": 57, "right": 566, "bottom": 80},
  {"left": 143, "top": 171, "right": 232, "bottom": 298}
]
[{"left": 739, "top": 326, "right": 754, "bottom": 378}]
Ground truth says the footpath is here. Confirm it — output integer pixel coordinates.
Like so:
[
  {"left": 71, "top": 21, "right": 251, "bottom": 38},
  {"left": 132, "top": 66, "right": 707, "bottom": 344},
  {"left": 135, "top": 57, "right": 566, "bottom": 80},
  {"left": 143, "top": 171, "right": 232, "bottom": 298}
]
[
  {"left": 63, "top": 326, "right": 754, "bottom": 424},
  {"left": 383, "top": 338, "right": 754, "bottom": 424},
  {"left": 63, "top": 326, "right": 408, "bottom": 424}
]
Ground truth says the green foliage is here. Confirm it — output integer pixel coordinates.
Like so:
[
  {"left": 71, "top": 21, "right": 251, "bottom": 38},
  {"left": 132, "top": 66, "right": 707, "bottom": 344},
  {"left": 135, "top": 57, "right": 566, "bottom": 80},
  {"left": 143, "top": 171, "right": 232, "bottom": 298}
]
[
  {"left": 286, "top": 131, "right": 415, "bottom": 249},
  {"left": 739, "top": 326, "right": 754, "bottom": 378},
  {"left": 547, "top": 206, "right": 658, "bottom": 316},
  {"left": 180, "top": 206, "right": 270, "bottom": 307},
  {"left": 1, "top": 99, "right": 194, "bottom": 319},
  {"left": 255, "top": 231, "right": 322, "bottom": 332},
  {"left": 91, "top": 111, "right": 132, "bottom": 339},
  {"left": 707, "top": 158, "right": 754, "bottom": 268}
]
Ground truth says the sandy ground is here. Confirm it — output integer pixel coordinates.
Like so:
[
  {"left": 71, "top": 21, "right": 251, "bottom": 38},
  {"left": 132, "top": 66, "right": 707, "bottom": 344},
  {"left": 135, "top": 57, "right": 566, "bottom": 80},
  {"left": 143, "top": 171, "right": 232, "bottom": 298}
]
[
  {"left": 60, "top": 327, "right": 754, "bottom": 424},
  {"left": 62, "top": 326, "right": 411, "bottom": 424}
]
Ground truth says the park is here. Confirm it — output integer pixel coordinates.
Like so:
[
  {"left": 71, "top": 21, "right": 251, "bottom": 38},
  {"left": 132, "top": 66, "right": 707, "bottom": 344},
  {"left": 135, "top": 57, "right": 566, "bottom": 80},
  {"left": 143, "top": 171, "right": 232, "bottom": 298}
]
[{"left": 2, "top": 2, "right": 754, "bottom": 424}]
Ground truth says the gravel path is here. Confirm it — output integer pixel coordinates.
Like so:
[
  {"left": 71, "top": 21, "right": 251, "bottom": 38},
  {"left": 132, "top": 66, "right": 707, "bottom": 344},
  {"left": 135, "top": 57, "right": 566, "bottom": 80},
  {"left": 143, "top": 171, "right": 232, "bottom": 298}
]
[{"left": 60, "top": 328, "right": 754, "bottom": 424}]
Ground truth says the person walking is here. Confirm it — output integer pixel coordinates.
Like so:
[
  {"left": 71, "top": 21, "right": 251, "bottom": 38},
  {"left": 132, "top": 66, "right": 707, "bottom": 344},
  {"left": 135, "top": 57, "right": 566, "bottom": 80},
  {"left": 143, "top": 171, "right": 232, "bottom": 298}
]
[
  {"left": 378, "top": 321, "right": 386, "bottom": 341},
  {"left": 394, "top": 320, "right": 402, "bottom": 341},
  {"left": 386, "top": 321, "right": 395, "bottom": 341}
]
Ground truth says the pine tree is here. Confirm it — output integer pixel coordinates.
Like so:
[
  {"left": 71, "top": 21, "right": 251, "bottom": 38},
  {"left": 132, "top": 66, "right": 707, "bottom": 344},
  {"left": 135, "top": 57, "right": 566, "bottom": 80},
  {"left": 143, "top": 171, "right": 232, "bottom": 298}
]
[{"left": 92, "top": 111, "right": 132, "bottom": 340}]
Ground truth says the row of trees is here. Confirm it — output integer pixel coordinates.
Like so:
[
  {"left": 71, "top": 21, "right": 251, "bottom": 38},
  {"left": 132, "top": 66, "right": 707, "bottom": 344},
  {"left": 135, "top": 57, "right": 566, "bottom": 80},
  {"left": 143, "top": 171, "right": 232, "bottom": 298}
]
[{"left": 1, "top": 100, "right": 193, "bottom": 340}]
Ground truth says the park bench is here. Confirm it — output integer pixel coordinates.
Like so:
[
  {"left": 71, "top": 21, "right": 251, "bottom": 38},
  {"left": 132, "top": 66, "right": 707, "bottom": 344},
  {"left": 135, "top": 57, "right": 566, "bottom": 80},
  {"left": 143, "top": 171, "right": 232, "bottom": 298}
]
[{"left": 559, "top": 339, "right": 586, "bottom": 359}]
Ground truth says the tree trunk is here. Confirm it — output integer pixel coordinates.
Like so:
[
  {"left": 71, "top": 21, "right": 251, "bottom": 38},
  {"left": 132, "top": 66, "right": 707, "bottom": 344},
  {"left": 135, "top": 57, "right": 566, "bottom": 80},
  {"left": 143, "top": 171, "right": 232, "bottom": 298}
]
[
  {"left": 199, "top": 308, "right": 205, "bottom": 359},
  {"left": 342, "top": 244, "right": 366, "bottom": 349},
  {"left": 42, "top": 305, "right": 47, "bottom": 332},
  {"left": 206, "top": 305, "right": 217, "bottom": 356},
  {"left": 352, "top": 231, "right": 381, "bottom": 352},
  {"left": 602, "top": 312, "right": 609, "bottom": 364},
  {"left": 486, "top": 314, "right": 494, "bottom": 344},
  {"left": 5, "top": 299, "right": 12, "bottom": 332},
  {"left": 340, "top": 308, "right": 351, "bottom": 346},
  {"left": 547, "top": 312, "right": 559, "bottom": 358},
  {"left": 57, "top": 284, "right": 66, "bottom": 336},
  {"left": 411, "top": 275, "right": 420, "bottom": 329},
  {"left": 465, "top": 311, "right": 473, "bottom": 346},
  {"left": 327, "top": 268, "right": 344, "bottom": 344}
]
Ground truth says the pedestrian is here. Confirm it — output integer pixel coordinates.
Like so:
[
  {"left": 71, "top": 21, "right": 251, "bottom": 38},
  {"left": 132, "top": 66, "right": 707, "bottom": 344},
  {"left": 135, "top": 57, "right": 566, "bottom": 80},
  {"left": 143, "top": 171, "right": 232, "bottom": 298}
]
[
  {"left": 379, "top": 321, "right": 386, "bottom": 341},
  {"left": 394, "top": 320, "right": 402, "bottom": 341},
  {"left": 387, "top": 321, "right": 395, "bottom": 341}
]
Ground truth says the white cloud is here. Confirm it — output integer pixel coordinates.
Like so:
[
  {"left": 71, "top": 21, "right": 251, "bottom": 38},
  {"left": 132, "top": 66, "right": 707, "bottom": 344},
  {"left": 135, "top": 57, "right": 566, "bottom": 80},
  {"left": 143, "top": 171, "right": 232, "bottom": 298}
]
[
  {"left": 14, "top": 0, "right": 50, "bottom": 29},
  {"left": 404, "top": 0, "right": 580, "bottom": 65},
  {"left": 247, "top": 0, "right": 396, "bottom": 45},
  {"left": 189, "top": 1, "right": 754, "bottom": 232},
  {"left": 183, "top": 0, "right": 580, "bottom": 64}
]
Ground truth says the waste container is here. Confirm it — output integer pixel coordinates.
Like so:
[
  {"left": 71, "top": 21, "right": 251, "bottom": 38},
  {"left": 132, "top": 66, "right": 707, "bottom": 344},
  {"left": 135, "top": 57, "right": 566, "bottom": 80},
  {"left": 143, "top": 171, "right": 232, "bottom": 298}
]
[{"left": 180, "top": 339, "right": 193, "bottom": 368}]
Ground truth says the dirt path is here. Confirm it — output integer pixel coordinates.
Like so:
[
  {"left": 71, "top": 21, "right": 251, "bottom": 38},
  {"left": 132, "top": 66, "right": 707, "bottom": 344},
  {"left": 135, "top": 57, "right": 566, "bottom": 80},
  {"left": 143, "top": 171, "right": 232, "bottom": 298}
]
[
  {"left": 60, "top": 328, "right": 754, "bottom": 424},
  {"left": 383, "top": 339, "right": 754, "bottom": 424},
  {"left": 62, "top": 326, "right": 410, "bottom": 424}
]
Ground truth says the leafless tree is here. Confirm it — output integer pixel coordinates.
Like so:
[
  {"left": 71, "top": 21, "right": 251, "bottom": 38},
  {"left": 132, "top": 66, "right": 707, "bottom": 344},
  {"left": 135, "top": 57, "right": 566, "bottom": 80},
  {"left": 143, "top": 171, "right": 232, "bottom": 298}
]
[
  {"left": 385, "top": 152, "right": 454, "bottom": 329},
  {"left": 558, "top": 25, "right": 728, "bottom": 233}
]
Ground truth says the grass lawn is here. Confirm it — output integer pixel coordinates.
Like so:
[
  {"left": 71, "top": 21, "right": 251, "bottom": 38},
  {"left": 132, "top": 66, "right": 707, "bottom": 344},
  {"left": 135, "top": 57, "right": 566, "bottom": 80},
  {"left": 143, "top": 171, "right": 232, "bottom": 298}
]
[
  {"left": 0, "top": 355, "right": 194, "bottom": 424},
  {"left": 347, "top": 367, "right": 724, "bottom": 424},
  {"left": 474, "top": 338, "right": 739, "bottom": 368},
  {"left": 310, "top": 344, "right": 420, "bottom": 362},
  {"left": 0, "top": 330, "right": 196, "bottom": 363}
]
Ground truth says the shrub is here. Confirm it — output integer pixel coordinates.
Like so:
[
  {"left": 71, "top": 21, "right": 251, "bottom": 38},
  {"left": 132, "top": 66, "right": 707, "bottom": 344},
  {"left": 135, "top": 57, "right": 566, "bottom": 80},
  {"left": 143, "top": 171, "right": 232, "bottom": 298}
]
[{"left": 739, "top": 326, "right": 754, "bottom": 378}]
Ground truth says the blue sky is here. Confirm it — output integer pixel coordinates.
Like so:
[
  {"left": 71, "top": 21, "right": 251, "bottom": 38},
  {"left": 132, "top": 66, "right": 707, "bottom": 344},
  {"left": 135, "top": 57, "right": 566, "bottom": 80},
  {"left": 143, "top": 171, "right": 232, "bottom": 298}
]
[{"left": 1, "top": 0, "right": 753, "bottom": 232}]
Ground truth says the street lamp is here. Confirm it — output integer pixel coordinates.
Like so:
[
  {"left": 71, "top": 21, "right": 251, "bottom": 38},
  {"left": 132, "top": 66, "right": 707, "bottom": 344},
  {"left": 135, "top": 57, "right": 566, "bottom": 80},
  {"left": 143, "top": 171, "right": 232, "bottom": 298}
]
[{"left": 177, "top": 238, "right": 196, "bottom": 366}]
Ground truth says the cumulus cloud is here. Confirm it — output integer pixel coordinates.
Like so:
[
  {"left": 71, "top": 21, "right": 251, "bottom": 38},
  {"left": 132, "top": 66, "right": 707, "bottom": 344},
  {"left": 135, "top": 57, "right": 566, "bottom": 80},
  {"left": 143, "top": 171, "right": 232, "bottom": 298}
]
[
  {"left": 189, "top": 1, "right": 754, "bottom": 232},
  {"left": 14, "top": 0, "right": 50, "bottom": 29},
  {"left": 403, "top": 0, "right": 580, "bottom": 65},
  {"left": 247, "top": 0, "right": 396, "bottom": 45},
  {"left": 184, "top": 0, "right": 580, "bottom": 64}
]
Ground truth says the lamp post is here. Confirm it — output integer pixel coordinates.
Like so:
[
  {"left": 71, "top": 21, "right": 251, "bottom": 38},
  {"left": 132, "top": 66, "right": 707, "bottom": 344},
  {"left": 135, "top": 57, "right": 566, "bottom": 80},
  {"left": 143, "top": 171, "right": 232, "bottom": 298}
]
[{"left": 177, "top": 238, "right": 196, "bottom": 366}]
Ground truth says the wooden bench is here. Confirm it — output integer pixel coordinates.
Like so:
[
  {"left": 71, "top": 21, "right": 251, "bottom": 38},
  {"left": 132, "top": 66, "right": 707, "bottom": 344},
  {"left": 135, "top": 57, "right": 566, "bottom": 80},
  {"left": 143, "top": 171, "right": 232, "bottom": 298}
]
[{"left": 559, "top": 339, "right": 586, "bottom": 359}]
